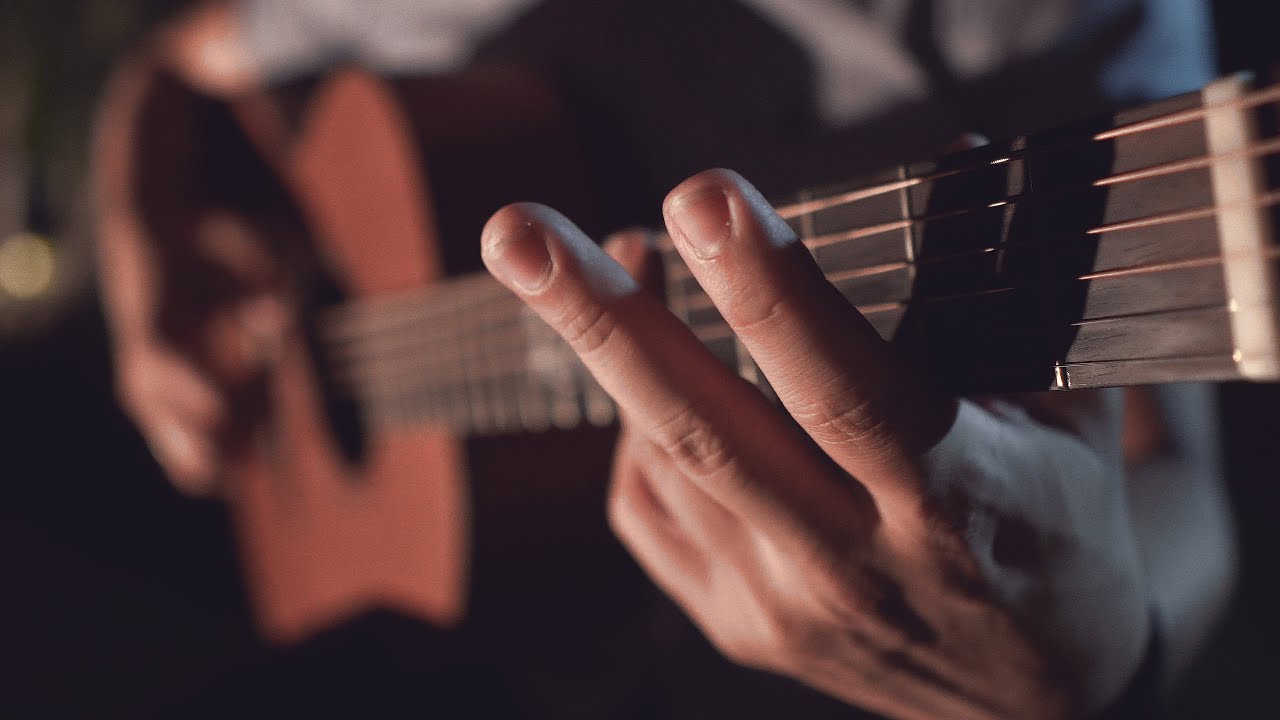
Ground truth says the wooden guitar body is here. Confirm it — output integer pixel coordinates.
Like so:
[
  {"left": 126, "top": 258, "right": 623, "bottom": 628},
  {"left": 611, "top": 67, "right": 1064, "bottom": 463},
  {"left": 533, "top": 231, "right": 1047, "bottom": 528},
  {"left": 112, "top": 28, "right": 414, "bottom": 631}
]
[
  {"left": 222, "top": 71, "right": 464, "bottom": 644},
  {"left": 211, "top": 67, "right": 618, "bottom": 643}
]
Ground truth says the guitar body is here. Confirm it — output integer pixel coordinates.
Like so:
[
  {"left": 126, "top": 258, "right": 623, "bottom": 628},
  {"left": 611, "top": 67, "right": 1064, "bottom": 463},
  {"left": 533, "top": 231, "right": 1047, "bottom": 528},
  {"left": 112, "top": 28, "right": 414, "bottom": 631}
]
[
  {"left": 220, "top": 71, "right": 464, "bottom": 644},
  {"left": 208, "top": 67, "right": 617, "bottom": 643}
]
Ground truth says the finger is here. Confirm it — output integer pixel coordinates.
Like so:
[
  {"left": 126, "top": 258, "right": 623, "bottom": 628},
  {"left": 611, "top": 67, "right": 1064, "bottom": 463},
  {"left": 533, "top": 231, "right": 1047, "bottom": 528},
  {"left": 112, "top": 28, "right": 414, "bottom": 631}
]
[
  {"left": 142, "top": 411, "right": 219, "bottom": 495},
  {"left": 602, "top": 228, "right": 653, "bottom": 282},
  {"left": 622, "top": 425, "right": 740, "bottom": 548},
  {"left": 609, "top": 429, "right": 708, "bottom": 604},
  {"left": 126, "top": 346, "right": 226, "bottom": 427},
  {"left": 662, "top": 169, "right": 954, "bottom": 512},
  {"left": 482, "top": 203, "right": 857, "bottom": 533}
]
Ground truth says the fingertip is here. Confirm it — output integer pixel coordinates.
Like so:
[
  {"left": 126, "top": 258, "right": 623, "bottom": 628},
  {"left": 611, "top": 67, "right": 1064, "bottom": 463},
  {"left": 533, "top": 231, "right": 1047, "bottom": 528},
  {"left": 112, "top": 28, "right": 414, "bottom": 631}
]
[
  {"left": 662, "top": 168, "right": 743, "bottom": 213},
  {"left": 149, "top": 421, "right": 219, "bottom": 496},
  {"left": 664, "top": 168, "right": 795, "bottom": 262},
  {"left": 481, "top": 203, "right": 556, "bottom": 294}
]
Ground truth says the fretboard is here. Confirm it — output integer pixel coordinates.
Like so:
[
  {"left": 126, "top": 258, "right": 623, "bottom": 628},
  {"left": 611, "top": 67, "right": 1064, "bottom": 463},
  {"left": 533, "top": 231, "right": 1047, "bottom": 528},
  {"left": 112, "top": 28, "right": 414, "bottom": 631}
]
[{"left": 323, "top": 73, "right": 1280, "bottom": 435}]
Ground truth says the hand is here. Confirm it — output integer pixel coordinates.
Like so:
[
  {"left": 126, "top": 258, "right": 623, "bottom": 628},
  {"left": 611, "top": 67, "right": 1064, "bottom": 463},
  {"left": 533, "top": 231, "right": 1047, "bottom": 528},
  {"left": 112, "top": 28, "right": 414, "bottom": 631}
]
[
  {"left": 480, "top": 170, "right": 1149, "bottom": 719},
  {"left": 93, "top": 45, "right": 283, "bottom": 496},
  {"left": 104, "top": 211, "right": 285, "bottom": 496}
]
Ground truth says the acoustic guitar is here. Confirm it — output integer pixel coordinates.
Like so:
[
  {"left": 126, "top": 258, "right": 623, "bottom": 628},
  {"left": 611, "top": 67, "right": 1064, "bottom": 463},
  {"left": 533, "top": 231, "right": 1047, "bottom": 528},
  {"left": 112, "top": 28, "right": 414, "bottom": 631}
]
[{"left": 129, "top": 65, "right": 1280, "bottom": 645}]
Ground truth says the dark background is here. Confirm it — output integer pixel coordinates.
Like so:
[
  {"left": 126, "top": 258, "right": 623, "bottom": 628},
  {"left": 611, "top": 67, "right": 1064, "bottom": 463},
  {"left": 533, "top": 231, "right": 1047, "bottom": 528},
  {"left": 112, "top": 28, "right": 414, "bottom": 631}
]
[{"left": 1, "top": 1, "right": 1277, "bottom": 717}]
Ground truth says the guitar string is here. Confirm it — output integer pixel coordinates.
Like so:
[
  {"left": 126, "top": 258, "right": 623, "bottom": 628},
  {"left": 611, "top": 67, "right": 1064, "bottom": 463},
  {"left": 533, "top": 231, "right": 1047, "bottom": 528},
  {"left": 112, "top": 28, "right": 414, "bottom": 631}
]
[
  {"left": 673, "top": 187, "right": 1280, "bottom": 316},
  {"left": 322, "top": 90, "right": 1280, "bottom": 415},
  {"left": 330, "top": 242, "right": 1280, "bottom": 410},
  {"left": 343, "top": 285, "right": 1268, "bottom": 428},
  {"left": 339, "top": 288, "right": 591, "bottom": 429},
  {"left": 775, "top": 81, "right": 1280, "bottom": 220},
  {"left": 324, "top": 127, "right": 1280, "bottom": 343},
  {"left": 319, "top": 87, "right": 1280, "bottom": 338},
  {"left": 660, "top": 136, "right": 1280, "bottom": 284},
  {"left": 327, "top": 182, "right": 1280, "bottom": 378},
  {"left": 331, "top": 184, "right": 1280, "bottom": 382}
]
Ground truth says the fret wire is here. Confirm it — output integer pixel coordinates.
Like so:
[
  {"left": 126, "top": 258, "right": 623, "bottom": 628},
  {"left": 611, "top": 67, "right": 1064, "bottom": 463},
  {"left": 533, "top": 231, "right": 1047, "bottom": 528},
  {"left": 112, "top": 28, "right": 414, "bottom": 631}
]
[{"left": 897, "top": 163, "right": 917, "bottom": 277}]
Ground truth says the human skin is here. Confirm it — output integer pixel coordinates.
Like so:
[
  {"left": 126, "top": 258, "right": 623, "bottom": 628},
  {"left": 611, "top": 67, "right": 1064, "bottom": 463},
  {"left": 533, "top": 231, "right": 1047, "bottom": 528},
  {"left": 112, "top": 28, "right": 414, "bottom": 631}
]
[{"left": 480, "top": 169, "right": 1159, "bottom": 719}]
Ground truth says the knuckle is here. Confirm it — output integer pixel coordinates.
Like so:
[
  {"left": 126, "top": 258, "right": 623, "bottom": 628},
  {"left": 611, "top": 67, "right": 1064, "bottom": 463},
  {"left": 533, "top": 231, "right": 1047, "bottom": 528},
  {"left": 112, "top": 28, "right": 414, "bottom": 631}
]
[
  {"left": 793, "top": 392, "right": 893, "bottom": 453},
  {"left": 553, "top": 299, "right": 619, "bottom": 358},
  {"left": 651, "top": 405, "right": 736, "bottom": 480},
  {"left": 722, "top": 292, "right": 789, "bottom": 338},
  {"left": 710, "top": 601, "right": 814, "bottom": 672}
]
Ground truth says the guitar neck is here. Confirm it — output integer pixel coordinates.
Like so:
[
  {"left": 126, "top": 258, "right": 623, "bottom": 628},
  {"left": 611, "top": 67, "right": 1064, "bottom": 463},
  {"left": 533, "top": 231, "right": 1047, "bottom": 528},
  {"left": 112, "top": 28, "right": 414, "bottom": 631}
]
[{"left": 324, "top": 72, "right": 1280, "bottom": 436}]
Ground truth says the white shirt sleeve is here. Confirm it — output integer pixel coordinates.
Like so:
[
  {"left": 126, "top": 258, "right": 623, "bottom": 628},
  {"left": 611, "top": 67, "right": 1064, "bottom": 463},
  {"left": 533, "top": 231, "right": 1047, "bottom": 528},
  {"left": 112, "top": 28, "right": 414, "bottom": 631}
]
[{"left": 236, "top": 0, "right": 538, "bottom": 82}]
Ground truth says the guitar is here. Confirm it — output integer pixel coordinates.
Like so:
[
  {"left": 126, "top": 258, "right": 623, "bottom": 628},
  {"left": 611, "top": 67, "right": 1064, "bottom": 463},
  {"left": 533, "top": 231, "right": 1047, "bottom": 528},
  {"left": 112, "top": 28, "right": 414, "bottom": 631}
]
[{"left": 127, "top": 65, "right": 1279, "bottom": 644}]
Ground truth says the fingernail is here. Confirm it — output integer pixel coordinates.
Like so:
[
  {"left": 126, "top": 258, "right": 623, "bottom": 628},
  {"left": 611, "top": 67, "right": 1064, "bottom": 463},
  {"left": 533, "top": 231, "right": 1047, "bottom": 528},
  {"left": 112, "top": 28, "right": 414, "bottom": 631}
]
[
  {"left": 666, "top": 184, "right": 731, "bottom": 260},
  {"left": 483, "top": 219, "right": 554, "bottom": 293}
]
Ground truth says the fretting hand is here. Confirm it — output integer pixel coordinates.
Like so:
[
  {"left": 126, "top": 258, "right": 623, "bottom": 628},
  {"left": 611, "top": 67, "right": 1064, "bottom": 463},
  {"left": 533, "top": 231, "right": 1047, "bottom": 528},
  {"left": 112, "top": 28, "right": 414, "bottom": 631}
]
[{"left": 480, "top": 169, "right": 1149, "bottom": 719}]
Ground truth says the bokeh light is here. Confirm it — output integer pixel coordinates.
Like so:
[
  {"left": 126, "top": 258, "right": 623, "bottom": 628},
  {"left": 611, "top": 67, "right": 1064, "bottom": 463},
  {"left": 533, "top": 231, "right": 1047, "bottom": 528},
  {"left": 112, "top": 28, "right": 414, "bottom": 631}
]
[{"left": 0, "top": 230, "right": 57, "bottom": 299}]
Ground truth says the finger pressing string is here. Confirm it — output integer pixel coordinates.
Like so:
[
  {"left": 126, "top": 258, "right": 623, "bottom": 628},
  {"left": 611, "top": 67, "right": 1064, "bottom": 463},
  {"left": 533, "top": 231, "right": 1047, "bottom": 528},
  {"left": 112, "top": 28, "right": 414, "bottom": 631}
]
[
  {"left": 481, "top": 202, "right": 868, "bottom": 539},
  {"left": 663, "top": 169, "right": 954, "bottom": 516}
]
